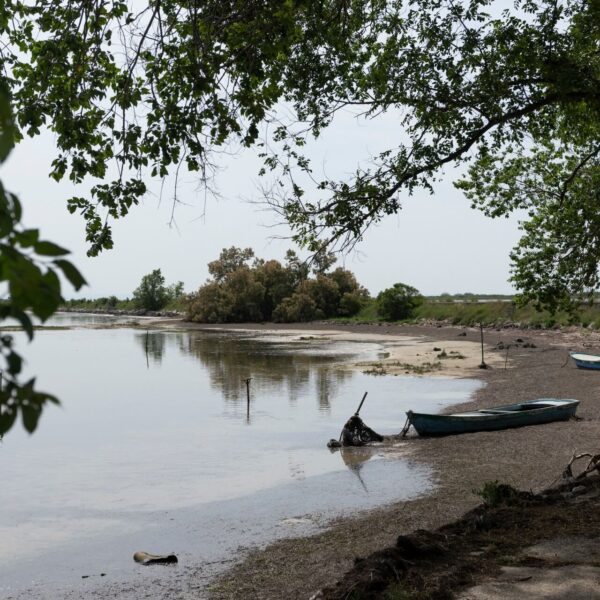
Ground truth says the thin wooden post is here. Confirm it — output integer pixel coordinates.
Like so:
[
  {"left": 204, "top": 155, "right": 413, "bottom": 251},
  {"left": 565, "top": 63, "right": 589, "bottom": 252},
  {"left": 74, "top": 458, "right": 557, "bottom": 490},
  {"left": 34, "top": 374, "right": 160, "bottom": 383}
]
[
  {"left": 479, "top": 323, "right": 487, "bottom": 369},
  {"left": 244, "top": 377, "right": 252, "bottom": 420}
]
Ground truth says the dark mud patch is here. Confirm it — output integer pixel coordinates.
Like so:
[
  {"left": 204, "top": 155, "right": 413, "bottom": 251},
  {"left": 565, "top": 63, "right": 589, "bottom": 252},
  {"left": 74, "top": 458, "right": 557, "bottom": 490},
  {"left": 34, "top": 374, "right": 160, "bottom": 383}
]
[{"left": 316, "top": 475, "right": 600, "bottom": 599}]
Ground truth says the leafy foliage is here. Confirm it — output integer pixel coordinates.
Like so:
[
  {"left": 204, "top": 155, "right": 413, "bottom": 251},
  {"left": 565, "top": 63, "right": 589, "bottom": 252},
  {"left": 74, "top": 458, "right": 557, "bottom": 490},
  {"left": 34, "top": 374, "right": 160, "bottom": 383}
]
[
  {"left": 271, "top": 0, "right": 600, "bottom": 311},
  {"left": 132, "top": 269, "right": 183, "bottom": 311},
  {"left": 1, "top": 1, "right": 321, "bottom": 255},
  {"left": 208, "top": 247, "right": 255, "bottom": 282},
  {"left": 2, "top": 1, "right": 599, "bottom": 310},
  {"left": 0, "top": 86, "right": 86, "bottom": 435},
  {"left": 474, "top": 481, "right": 522, "bottom": 508},
  {"left": 188, "top": 247, "right": 369, "bottom": 323},
  {"left": 376, "top": 283, "right": 423, "bottom": 321}
]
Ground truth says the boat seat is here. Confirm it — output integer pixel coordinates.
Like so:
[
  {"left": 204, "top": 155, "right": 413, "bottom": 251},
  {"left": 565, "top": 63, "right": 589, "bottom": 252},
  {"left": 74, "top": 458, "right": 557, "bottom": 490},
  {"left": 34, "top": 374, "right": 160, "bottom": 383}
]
[{"left": 479, "top": 409, "right": 514, "bottom": 414}]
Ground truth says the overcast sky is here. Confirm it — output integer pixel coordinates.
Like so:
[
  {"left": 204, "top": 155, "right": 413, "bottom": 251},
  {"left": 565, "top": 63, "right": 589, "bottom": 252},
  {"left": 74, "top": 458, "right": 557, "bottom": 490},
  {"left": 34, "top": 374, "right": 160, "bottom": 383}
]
[{"left": 3, "top": 108, "right": 523, "bottom": 299}]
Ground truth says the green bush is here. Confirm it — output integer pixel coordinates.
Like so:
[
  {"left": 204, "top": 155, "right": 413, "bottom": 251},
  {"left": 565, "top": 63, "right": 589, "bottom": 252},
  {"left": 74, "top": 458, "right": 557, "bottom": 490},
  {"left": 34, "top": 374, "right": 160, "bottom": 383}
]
[
  {"left": 188, "top": 270, "right": 265, "bottom": 322},
  {"left": 376, "top": 283, "right": 423, "bottom": 320},
  {"left": 272, "top": 292, "right": 319, "bottom": 322},
  {"left": 474, "top": 480, "right": 520, "bottom": 507},
  {"left": 338, "top": 290, "right": 366, "bottom": 316},
  {"left": 187, "top": 247, "right": 371, "bottom": 323}
]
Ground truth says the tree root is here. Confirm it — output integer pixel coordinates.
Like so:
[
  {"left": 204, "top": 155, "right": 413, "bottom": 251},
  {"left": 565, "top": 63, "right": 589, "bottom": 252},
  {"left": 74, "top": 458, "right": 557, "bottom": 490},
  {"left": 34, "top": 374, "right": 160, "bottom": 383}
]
[{"left": 563, "top": 452, "right": 600, "bottom": 481}]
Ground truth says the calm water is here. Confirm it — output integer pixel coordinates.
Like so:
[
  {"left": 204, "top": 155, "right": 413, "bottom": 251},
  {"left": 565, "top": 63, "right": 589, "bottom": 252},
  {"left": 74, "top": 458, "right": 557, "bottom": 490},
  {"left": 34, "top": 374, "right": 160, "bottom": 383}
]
[{"left": 0, "top": 315, "right": 480, "bottom": 598}]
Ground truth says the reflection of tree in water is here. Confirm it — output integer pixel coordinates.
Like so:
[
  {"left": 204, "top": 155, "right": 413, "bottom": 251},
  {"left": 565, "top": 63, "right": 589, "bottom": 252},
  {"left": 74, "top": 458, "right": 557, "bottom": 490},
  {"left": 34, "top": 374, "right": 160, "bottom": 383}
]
[
  {"left": 176, "top": 332, "right": 353, "bottom": 409},
  {"left": 134, "top": 331, "right": 188, "bottom": 365}
]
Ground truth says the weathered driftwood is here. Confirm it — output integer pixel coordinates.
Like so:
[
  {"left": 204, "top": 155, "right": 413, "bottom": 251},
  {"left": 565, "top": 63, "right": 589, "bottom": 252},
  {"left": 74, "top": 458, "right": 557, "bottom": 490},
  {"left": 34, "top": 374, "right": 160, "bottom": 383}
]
[{"left": 563, "top": 452, "right": 600, "bottom": 481}]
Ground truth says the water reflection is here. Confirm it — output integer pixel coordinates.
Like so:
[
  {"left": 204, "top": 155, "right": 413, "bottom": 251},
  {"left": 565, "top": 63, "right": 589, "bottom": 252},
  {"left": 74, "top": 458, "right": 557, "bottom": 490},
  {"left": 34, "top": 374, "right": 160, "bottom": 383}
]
[
  {"left": 137, "top": 330, "right": 358, "bottom": 411},
  {"left": 332, "top": 446, "right": 380, "bottom": 492},
  {"left": 135, "top": 330, "right": 168, "bottom": 366}
]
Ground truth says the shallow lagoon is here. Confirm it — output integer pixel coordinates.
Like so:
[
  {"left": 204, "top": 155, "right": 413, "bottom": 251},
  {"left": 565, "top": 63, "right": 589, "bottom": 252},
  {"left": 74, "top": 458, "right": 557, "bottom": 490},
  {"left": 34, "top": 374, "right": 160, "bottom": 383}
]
[{"left": 0, "top": 316, "right": 481, "bottom": 598}]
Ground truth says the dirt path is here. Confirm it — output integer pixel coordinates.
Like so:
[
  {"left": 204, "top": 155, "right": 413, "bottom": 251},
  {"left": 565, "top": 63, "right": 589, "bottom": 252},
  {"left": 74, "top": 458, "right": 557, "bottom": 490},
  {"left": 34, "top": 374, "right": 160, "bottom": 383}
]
[{"left": 196, "top": 322, "right": 600, "bottom": 600}]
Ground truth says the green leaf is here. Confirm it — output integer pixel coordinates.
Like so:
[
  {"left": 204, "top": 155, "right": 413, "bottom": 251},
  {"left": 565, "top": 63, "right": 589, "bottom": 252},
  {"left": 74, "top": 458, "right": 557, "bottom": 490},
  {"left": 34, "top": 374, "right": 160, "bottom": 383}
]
[
  {"left": 54, "top": 259, "right": 86, "bottom": 291},
  {"left": 15, "top": 229, "right": 39, "bottom": 248},
  {"left": 0, "top": 407, "right": 17, "bottom": 436},
  {"left": 0, "top": 84, "right": 15, "bottom": 163},
  {"left": 6, "top": 350, "right": 22, "bottom": 376},
  {"left": 11, "top": 309, "right": 34, "bottom": 340},
  {"left": 31, "top": 270, "right": 61, "bottom": 321},
  {"left": 21, "top": 403, "right": 41, "bottom": 433},
  {"left": 34, "top": 241, "right": 70, "bottom": 256}
]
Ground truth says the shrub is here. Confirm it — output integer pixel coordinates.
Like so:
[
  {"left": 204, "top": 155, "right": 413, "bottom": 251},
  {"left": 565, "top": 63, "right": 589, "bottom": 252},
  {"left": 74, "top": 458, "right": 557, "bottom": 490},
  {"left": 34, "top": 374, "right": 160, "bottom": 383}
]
[
  {"left": 339, "top": 290, "right": 367, "bottom": 317},
  {"left": 188, "top": 269, "right": 265, "bottom": 322},
  {"left": 297, "top": 275, "right": 340, "bottom": 318},
  {"left": 186, "top": 247, "right": 371, "bottom": 323},
  {"left": 187, "top": 281, "right": 230, "bottom": 323},
  {"left": 474, "top": 480, "right": 520, "bottom": 507},
  {"left": 272, "top": 293, "right": 319, "bottom": 322},
  {"left": 376, "top": 283, "right": 423, "bottom": 320}
]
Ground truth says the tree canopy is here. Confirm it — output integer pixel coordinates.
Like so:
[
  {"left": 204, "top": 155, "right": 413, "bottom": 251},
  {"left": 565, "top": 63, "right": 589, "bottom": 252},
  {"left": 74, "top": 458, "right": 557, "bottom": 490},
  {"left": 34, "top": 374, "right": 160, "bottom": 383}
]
[
  {"left": 2, "top": 0, "right": 599, "bottom": 310},
  {"left": 0, "top": 0, "right": 600, "bottom": 307},
  {"left": 187, "top": 247, "right": 369, "bottom": 323}
]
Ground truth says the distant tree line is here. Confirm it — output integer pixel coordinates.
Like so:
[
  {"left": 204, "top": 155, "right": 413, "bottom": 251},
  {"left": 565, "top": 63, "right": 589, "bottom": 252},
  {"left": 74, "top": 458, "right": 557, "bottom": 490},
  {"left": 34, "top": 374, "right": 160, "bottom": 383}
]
[
  {"left": 63, "top": 269, "right": 185, "bottom": 312},
  {"left": 62, "top": 252, "right": 427, "bottom": 323},
  {"left": 187, "top": 247, "right": 370, "bottom": 323}
]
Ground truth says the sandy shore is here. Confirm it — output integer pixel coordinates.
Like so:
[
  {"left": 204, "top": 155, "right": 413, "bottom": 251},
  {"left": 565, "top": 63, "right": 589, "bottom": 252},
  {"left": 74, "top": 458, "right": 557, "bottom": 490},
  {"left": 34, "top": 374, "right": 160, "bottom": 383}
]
[
  {"left": 168, "top": 321, "right": 600, "bottom": 599},
  {"left": 154, "top": 322, "right": 507, "bottom": 378}
]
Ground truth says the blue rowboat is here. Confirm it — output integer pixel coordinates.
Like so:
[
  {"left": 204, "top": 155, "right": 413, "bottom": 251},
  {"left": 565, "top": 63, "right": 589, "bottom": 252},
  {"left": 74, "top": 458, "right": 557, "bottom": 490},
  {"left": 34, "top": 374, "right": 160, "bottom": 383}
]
[
  {"left": 407, "top": 398, "right": 579, "bottom": 436},
  {"left": 571, "top": 352, "right": 600, "bottom": 370}
]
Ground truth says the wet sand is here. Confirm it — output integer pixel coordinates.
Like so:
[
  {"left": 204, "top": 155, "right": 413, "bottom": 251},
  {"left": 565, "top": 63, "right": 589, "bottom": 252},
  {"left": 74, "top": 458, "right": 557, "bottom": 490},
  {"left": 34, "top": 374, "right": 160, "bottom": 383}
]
[
  {"left": 179, "top": 322, "right": 600, "bottom": 599},
  {"left": 156, "top": 321, "right": 507, "bottom": 378}
]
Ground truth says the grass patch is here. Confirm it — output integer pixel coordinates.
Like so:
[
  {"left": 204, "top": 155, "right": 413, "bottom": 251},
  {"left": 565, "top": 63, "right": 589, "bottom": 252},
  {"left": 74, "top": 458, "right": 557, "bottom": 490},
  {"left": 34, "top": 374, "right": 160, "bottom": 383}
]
[
  {"left": 384, "top": 584, "right": 428, "bottom": 600},
  {"left": 363, "top": 363, "right": 387, "bottom": 375},
  {"left": 363, "top": 361, "right": 442, "bottom": 376},
  {"left": 333, "top": 297, "right": 600, "bottom": 329},
  {"left": 474, "top": 481, "right": 522, "bottom": 508}
]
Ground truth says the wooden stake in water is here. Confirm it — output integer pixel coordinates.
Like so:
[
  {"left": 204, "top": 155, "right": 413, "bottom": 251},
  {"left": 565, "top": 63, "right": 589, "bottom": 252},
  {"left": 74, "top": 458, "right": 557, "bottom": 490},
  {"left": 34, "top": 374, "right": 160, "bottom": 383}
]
[
  {"left": 479, "top": 323, "right": 487, "bottom": 369},
  {"left": 244, "top": 377, "right": 252, "bottom": 420},
  {"left": 145, "top": 330, "right": 150, "bottom": 369}
]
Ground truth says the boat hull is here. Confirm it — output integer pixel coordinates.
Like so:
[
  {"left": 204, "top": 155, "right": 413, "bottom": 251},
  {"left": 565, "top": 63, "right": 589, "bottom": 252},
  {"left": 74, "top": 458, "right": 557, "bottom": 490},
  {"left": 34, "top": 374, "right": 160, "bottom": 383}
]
[
  {"left": 408, "top": 399, "right": 579, "bottom": 436},
  {"left": 571, "top": 352, "right": 600, "bottom": 370}
]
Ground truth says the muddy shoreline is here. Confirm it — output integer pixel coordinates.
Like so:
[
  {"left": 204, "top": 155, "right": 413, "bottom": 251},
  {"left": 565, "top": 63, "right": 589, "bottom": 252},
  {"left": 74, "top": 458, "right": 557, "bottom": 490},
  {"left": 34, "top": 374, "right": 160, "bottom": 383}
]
[{"left": 180, "top": 321, "right": 600, "bottom": 599}]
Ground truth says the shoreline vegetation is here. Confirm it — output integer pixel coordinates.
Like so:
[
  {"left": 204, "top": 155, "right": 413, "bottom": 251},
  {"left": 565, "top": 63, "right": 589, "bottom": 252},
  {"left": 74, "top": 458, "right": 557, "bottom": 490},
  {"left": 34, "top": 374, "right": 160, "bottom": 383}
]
[
  {"left": 58, "top": 247, "right": 600, "bottom": 331},
  {"left": 58, "top": 297, "right": 600, "bottom": 331}
]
